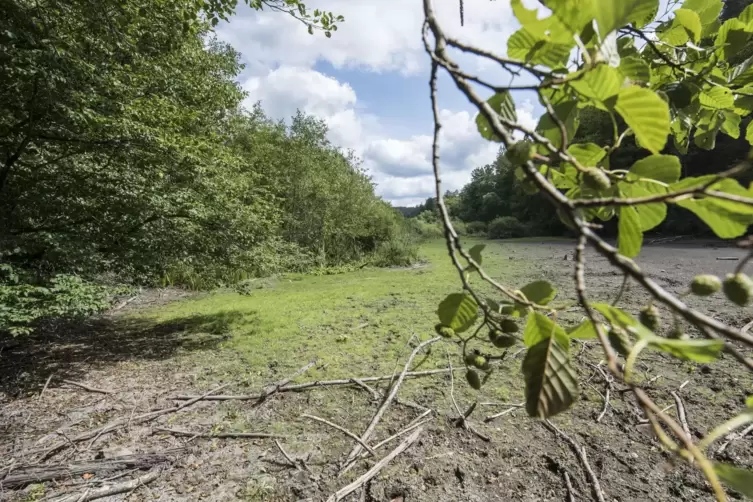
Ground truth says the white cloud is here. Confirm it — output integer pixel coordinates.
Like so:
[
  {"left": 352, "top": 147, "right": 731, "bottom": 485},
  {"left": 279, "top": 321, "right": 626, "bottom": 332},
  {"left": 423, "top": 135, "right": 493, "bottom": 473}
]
[{"left": 217, "top": 1, "right": 544, "bottom": 205}]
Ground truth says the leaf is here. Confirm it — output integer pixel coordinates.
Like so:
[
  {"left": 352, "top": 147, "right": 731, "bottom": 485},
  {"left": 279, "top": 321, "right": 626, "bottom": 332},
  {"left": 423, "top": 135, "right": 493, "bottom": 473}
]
[
  {"left": 593, "top": 303, "right": 653, "bottom": 338},
  {"left": 682, "top": 0, "right": 723, "bottom": 25},
  {"left": 568, "top": 319, "right": 599, "bottom": 339},
  {"left": 747, "top": 120, "right": 753, "bottom": 145},
  {"left": 672, "top": 177, "right": 753, "bottom": 238},
  {"left": 619, "top": 56, "right": 651, "bottom": 83},
  {"left": 570, "top": 65, "right": 622, "bottom": 103},
  {"left": 721, "top": 111, "right": 741, "bottom": 139},
  {"left": 699, "top": 86, "right": 735, "bottom": 110},
  {"left": 629, "top": 154, "right": 681, "bottom": 184},
  {"left": 714, "top": 463, "right": 753, "bottom": 498},
  {"left": 520, "top": 280, "right": 557, "bottom": 305},
  {"left": 523, "top": 311, "right": 566, "bottom": 347},
  {"left": 612, "top": 87, "right": 670, "bottom": 154},
  {"left": 476, "top": 92, "right": 517, "bottom": 142},
  {"left": 468, "top": 244, "right": 485, "bottom": 267},
  {"left": 593, "top": 0, "right": 653, "bottom": 38},
  {"left": 649, "top": 337, "right": 724, "bottom": 362},
  {"left": 522, "top": 316, "right": 578, "bottom": 418},
  {"left": 672, "top": 9, "right": 702, "bottom": 43},
  {"left": 620, "top": 183, "right": 668, "bottom": 231},
  {"left": 567, "top": 143, "right": 607, "bottom": 167},
  {"left": 628, "top": 0, "right": 659, "bottom": 29},
  {"left": 618, "top": 206, "right": 642, "bottom": 257},
  {"left": 437, "top": 293, "right": 478, "bottom": 333},
  {"left": 536, "top": 101, "right": 580, "bottom": 150},
  {"left": 508, "top": 29, "right": 573, "bottom": 68},
  {"left": 716, "top": 19, "right": 753, "bottom": 61}
]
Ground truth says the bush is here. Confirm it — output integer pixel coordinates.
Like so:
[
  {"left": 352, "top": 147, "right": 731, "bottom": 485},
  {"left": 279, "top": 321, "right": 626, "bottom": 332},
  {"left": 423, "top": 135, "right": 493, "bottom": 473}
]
[
  {"left": 465, "top": 221, "right": 488, "bottom": 235},
  {"left": 370, "top": 234, "right": 420, "bottom": 267},
  {"left": 488, "top": 216, "right": 528, "bottom": 239},
  {"left": 453, "top": 221, "right": 468, "bottom": 236}
]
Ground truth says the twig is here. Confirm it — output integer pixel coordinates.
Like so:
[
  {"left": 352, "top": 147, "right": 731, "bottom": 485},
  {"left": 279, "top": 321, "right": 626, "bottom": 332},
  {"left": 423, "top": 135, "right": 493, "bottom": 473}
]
[
  {"left": 742, "top": 319, "right": 753, "bottom": 335},
  {"left": 716, "top": 423, "right": 753, "bottom": 454},
  {"left": 274, "top": 440, "right": 308, "bottom": 471},
  {"left": 302, "top": 414, "right": 376, "bottom": 456},
  {"left": 350, "top": 378, "right": 379, "bottom": 400},
  {"left": 716, "top": 257, "right": 739, "bottom": 261},
  {"left": 483, "top": 402, "right": 525, "bottom": 423},
  {"left": 62, "top": 380, "right": 114, "bottom": 395},
  {"left": 112, "top": 295, "right": 138, "bottom": 310},
  {"left": 339, "top": 337, "right": 440, "bottom": 472},
  {"left": 172, "top": 368, "right": 460, "bottom": 401},
  {"left": 671, "top": 391, "right": 691, "bottom": 439},
  {"left": 52, "top": 469, "right": 160, "bottom": 502},
  {"left": 256, "top": 359, "right": 318, "bottom": 404},
  {"left": 326, "top": 428, "right": 423, "bottom": 502},
  {"left": 445, "top": 351, "right": 490, "bottom": 441},
  {"left": 544, "top": 421, "right": 606, "bottom": 502},
  {"left": 153, "top": 428, "right": 284, "bottom": 440},
  {"left": 39, "top": 374, "right": 54, "bottom": 400},
  {"left": 563, "top": 470, "right": 577, "bottom": 502},
  {"left": 594, "top": 364, "right": 614, "bottom": 423}
]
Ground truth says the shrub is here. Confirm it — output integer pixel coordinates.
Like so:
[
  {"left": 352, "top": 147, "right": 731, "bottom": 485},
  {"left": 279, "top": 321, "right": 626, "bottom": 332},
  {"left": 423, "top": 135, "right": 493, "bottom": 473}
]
[
  {"left": 370, "top": 235, "right": 420, "bottom": 267},
  {"left": 465, "top": 221, "right": 488, "bottom": 236},
  {"left": 488, "top": 216, "right": 527, "bottom": 239}
]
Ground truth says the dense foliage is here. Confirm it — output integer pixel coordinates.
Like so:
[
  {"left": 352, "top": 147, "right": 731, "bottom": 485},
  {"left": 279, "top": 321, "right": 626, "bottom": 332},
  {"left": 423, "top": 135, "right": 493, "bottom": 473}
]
[
  {"left": 0, "top": 0, "right": 413, "bottom": 334},
  {"left": 424, "top": 0, "right": 753, "bottom": 497}
]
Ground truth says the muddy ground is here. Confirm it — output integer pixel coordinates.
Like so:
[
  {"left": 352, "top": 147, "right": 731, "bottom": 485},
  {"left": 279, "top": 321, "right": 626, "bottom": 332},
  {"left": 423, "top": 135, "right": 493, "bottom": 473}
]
[{"left": 1, "top": 240, "right": 752, "bottom": 502}]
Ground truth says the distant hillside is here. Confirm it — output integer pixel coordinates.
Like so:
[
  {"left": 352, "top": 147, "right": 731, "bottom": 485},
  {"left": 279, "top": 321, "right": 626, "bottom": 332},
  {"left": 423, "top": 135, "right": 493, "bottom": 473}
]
[{"left": 395, "top": 206, "right": 422, "bottom": 218}]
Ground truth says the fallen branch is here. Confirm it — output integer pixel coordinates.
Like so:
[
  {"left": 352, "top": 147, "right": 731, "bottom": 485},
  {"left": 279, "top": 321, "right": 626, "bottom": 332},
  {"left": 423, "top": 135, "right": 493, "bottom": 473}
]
[
  {"left": 28, "top": 381, "right": 233, "bottom": 461},
  {"left": 544, "top": 421, "right": 606, "bottom": 502},
  {"left": 369, "top": 409, "right": 433, "bottom": 453},
  {"left": 326, "top": 428, "right": 423, "bottom": 502},
  {"left": 39, "top": 374, "right": 54, "bottom": 400},
  {"left": 340, "top": 337, "right": 440, "bottom": 473},
  {"left": 1, "top": 449, "right": 180, "bottom": 489},
  {"left": 302, "top": 414, "right": 375, "bottom": 456},
  {"left": 153, "top": 428, "right": 284, "bottom": 440},
  {"left": 255, "top": 359, "right": 318, "bottom": 404},
  {"left": 62, "top": 380, "right": 114, "bottom": 395},
  {"left": 483, "top": 402, "right": 524, "bottom": 423},
  {"left": 350, "top": 378, "right": 380, "bottom": 400},
  {"left": 171, "top": 368, "right": 460, "bottom": 401},
  {"left": 51, "top": 468, "right": 160, "bottom": 502},
  {"left": 275, "top": 440, "right": 308, "bottom": 471},
  {"left": 671, "top": 391, "right": 691, "bottom": 439},
  {"left": 563, "top": 470, "right": 577, "bottom": 502}
]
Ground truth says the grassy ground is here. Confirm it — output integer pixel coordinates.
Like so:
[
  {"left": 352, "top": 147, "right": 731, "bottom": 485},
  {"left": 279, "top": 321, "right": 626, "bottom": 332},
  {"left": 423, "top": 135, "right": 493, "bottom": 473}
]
[{"left": 3, "top": 238, "right": 753, "bottom": 501}]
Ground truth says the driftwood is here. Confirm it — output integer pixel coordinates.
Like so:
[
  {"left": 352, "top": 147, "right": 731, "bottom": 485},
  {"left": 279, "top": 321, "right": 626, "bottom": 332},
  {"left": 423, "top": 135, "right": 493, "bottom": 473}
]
[
  {"left": 0, "top": 449, "right": 180, "bottom": 489},
  {"left": 172, "top": 368, "right": 460, "bottom": 401},
  {"left": 51, "top": 469, "right": 161, "bottom": 502},
  {"left": 326, "top": 428, "right": 423, "bottom": 502}
]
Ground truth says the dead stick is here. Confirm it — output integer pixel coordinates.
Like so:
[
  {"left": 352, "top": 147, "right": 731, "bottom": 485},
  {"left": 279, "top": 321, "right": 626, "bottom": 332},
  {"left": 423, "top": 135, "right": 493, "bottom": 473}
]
[
  {"left": 256, "top": 359, "right": 318, "bottom": 404},
  {"left": 484, "top": 402, "right": 524, "bottom": 423},
  {"left": 62, "top": 380, "right": 114, "bottom": 395},
  {"left": 326, "top": 428, "right": 422, "bottom": 502},
  {"left": 302, "top": 414, "right": 376, "bottom": 456},
  {"left": 597, "top": 387, "right": 611, "bottom": 423},
  {"left": 154, "top": 428, "right": 283, "bottom": 439},
  {"left": 340, "top": 337, "right": 440, "bottom": 472},
  {"left": 39, "top": 374, "right": 54, "bottom": 400},
  {"left": 171, "top": 368, "right": 460, "bottom": 401},
  {"left": 544, "top": 421, "right": 606, "bottom": 502},
  {"left": 371, "top": 415, "right": 432, "bottom": 452},
  {"left": 350, "top": 378, "right": 379, "bottom": 400},
  {"left": 563, "top": 470, "right": 576, "bottom": 502},
  {"left": 671, "top": 391, "right": 691, "bottom": 438},
  {"left": 274, "top": 440, "right": 305, "bottom": 471},
  {"left": 53, "top": 469, "right": 160, "bottom": 502}
]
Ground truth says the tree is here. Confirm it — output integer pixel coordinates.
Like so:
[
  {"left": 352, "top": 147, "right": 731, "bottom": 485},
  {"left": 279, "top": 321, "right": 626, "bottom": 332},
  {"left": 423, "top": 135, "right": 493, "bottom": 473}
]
[{"left": 426, "top": 0, "right": 753, "bottom": 498}]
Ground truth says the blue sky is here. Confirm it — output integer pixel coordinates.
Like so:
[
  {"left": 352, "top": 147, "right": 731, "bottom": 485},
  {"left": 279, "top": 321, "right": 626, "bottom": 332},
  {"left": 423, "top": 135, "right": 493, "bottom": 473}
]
[{"left": 216, "top": 0, "right": 544, "bottom": 206}]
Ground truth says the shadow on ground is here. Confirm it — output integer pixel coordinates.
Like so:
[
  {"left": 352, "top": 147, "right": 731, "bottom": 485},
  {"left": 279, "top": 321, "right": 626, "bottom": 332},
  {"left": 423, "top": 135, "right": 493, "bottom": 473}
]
[{"left": 0, "top": 310, "right": 254, "bottom": 399}]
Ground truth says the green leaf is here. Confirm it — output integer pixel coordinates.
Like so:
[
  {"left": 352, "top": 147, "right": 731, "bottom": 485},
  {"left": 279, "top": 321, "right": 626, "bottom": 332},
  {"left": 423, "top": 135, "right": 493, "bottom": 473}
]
[
  {"left": 714, "top": 463, "right": 753, "bottom": 498},
  {"left": 508, "top": 30, "right": 573, "bottom": 68},
  {"left": 741, "top": 3, "right": 753, "bottom": 26},
  {"left": 699, "top": 86, "right": 735, "bottom": 110},
  {"left": 618, "top": 56, "right": 651, "bottom": 83},
  {"left": 510, "top": 0, "right": 539, "bottom": 26},
  {"left": 716, "top": 19, "right": 753, "bottom": 61},
  {"left": 747, "top": 395, "right": 753, "bottom": 408},
  {"left": 437, "top": 293, "right": 478, "bottom": 333},
  {"left": 618, "top": 206, "right": 643, "bottom": 257},
  {"left": 520, "top": 280, "right": 557, "bottom": 305},
  {"left": 467, "top": 244, "right": 485, "bottom": 269},
  {"left": 568, "top": 319, "right": 600, "bottom": 340},
  {"left": 523, "top": 311, "right": 566, "bottom": 347},
  {"left": 682, "top": 0, "right": 723, "bottom": 25},
  {"left": 476, "top": 92, "right": 517, "bottom": 142},
  {"left": 672, "top": 177, "right": 753, "bottom": 238},
  {"left": 629, "top": 154, "right": 681, "bottom": 184},
  {"left": 612, "top": 87, "right": 670, "bottom": 154},
  {"left": 536, "top": 101, "right": 580, "bottom": 150},
  {"left": 746, "top": 120, "right": 753, "bottom": 145},
  {"left": 593, "top": 303, "right": 653, "bottom": 337},
  {"left": 593, "top": 0, "right": 653, "bottom": 38},
  {"left": 627, "top": 0, "right": 659, "bottom": 29},
  {"left": 620, "top": 183, "right": 668, "bottom": 231},
  {"left": 649, "top": 337, "right": 724, "bottom": 362},
  {"left": 570, "top": 65, "right": 622, "bottom": 103},
  {"left": 673, "top": 9, "right": 702, "bottom": 43},
  {"left": 721, "top": 111, "right": 741, "bottom": 139},
  {"left": 567, "top": 143, "right": 607, "bottom": 167},
  {"left": 522, "top": 315, "right": 578, "bottom": 418}
]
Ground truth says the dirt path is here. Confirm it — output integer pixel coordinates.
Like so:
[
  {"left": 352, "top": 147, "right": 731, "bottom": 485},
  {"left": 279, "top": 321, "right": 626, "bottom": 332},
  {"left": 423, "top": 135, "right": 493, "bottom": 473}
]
[{"left": 1, "top": 240, "right": 752, "bottom": 501}]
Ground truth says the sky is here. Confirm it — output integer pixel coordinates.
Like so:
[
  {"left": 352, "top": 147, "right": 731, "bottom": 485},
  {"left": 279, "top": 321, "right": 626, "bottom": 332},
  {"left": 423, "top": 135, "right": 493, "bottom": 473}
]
[{"left": 214, "top": 0, "right": 548, "bottom": 207}]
